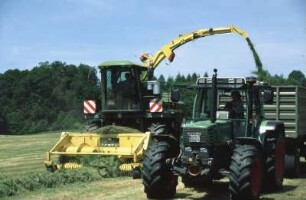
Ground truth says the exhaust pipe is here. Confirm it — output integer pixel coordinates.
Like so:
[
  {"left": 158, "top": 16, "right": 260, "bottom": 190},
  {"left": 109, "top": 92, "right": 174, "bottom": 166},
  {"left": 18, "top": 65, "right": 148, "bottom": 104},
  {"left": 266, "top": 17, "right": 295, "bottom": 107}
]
[
  {"left": 210, "top": 69, "right": 217, "bottom": 123},
  {"left": 188, "top": 165, "right": 201, "bottom": 176}
]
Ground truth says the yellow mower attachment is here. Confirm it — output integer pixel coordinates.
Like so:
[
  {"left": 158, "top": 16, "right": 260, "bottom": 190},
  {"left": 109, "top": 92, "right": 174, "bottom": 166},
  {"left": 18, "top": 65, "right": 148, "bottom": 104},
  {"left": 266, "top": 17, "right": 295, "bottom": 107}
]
[
  {"left": 44, "top": 131, "right": 150, "bottom": 176},
  {"left": 119, "top": 162, "right": 141, "bottom": 172}
]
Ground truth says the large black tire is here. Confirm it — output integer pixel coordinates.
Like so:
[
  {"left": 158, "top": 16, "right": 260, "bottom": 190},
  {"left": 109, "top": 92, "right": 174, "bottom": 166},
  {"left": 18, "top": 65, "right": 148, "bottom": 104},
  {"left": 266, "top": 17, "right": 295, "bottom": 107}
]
[
  {"left": 264, "top": 138, "right": 285, "bottom": 191},
  {"left": 285, "top": 148, "right": 300, "bottom": 178},
  {"left": 148, "top": 123, "right": 166, "bottom": 135},
  {"left": 142, "top": 140, "right": 177, "bottom": 199},
  {"left": 229, "top": 145, "right": 262, "bottom": 200}
]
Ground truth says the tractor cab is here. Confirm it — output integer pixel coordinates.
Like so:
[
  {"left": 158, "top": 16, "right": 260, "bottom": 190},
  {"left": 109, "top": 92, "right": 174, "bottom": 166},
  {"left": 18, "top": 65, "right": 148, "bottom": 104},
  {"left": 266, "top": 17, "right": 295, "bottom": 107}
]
[
  {"left": 193, "top": 77, "right": 248, "bottom": 120},
  {"left": 190, "top": 72, "right": 273, "bottom": 139},
  {"left": 192, "top": 77, "right": 250, "bottom": 138}
]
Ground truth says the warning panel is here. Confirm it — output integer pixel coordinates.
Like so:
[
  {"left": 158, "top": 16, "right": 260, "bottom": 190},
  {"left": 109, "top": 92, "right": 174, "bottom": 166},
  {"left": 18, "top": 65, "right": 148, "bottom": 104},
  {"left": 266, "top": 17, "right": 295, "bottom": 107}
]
[
  {"left": 84, "top": 100, "right": 96, "bottom": 114},
  {"left": 149, "top": 98, "right": 163, "bottom": 113}
]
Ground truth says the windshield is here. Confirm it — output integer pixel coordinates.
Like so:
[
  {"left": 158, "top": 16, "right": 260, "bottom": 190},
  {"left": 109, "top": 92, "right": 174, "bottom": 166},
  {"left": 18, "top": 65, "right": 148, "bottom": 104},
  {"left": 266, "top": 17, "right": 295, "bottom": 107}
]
[
  {"left": 193, "top": 88, "right": 247, "bottom": 120},
  {"left": 102, "top": 67, "right": 143, "bottom": 111}
]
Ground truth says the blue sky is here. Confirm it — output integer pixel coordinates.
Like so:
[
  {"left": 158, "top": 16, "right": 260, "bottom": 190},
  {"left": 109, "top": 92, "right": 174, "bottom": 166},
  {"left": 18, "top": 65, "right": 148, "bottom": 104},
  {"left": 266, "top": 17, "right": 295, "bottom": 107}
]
[{"left": 0, "top": 0, "right": 305, "bottom": 78}]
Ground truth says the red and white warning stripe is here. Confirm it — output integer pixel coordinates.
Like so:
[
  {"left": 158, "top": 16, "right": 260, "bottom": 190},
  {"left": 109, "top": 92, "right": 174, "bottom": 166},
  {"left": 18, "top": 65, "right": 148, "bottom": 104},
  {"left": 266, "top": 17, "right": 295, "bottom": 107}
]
[
  {"left": 84, "top": 100, "right": 96, "bottom": 114},
  {"left": 149, "top": 98, "right": 163, "bottom": 112}
]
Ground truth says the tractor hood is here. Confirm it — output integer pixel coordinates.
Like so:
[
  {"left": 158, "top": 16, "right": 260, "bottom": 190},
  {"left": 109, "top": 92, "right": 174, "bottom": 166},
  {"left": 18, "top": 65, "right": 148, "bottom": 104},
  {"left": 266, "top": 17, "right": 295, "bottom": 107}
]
[
  {"left": 181, "top": 119, "right": 232, "bottom": 147},
  {"left": 182, "top": 119, "right": 230, "bottom": 129}
]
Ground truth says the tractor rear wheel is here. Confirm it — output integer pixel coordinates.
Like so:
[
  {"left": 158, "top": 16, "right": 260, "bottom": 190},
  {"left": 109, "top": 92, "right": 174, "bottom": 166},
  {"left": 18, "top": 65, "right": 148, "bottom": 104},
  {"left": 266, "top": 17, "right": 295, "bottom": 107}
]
[
  {"left": 229, "top": 145, "right": 262, "bottom": 200},
  {"left": 142, "top": 139, "right": 177, "bottom": 199},
  {"left": 264, "top": 138, "right": 285, "bottom": 191}
]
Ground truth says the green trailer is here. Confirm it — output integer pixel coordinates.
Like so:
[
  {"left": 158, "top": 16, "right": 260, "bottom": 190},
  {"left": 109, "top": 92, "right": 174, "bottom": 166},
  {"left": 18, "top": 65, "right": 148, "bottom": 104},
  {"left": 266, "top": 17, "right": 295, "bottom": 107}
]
[{"left": 264, "top": 85, "right": 306, "bottom": 177}]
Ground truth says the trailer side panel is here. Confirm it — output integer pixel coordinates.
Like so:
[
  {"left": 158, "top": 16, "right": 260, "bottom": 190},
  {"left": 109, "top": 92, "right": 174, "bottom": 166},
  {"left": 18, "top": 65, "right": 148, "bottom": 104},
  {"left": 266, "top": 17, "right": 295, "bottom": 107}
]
[{"left": 264, "top": 86, "right": 306, "bottom": 138}]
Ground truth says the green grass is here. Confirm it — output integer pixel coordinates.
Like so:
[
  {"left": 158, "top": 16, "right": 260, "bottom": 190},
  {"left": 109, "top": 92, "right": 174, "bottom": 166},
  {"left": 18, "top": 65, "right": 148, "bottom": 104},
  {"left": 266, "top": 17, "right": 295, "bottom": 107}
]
[
  {"left": 0, "top": 132, "right": 61, "bottom": 178},
  {"left": 0, "top": 132, "right": 114, "bottom": 198},
  {"left": 1, "top": 132, "right": 306, "bottom": 200},
  {"left": 0, "top": 177, "right": 146, "bottom": 200},
  {"left": 3, "top": 176, "right": 306, "bottom": 200}
]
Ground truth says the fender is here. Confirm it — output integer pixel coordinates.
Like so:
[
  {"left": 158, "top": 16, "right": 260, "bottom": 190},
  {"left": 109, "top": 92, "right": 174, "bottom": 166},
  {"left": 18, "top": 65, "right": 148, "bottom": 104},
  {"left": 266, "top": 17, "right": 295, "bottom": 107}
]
[
  {"left": 151, "top": 132, "right": 178, "bottom": 143},
  {"left": 150, "top": 134, "right": 180, "bottom": 157},
  {"left": 258, "top": 120, "right": 286, "bottom": 154},
  {"left": 148, "top": 124, "right": 180, "bottom": 156},
  {"left": 148, "top": 124, "right": 179, "bottom": 142},
  {"left": 259, "top": 120, "right": 285, "bottom": 141}
]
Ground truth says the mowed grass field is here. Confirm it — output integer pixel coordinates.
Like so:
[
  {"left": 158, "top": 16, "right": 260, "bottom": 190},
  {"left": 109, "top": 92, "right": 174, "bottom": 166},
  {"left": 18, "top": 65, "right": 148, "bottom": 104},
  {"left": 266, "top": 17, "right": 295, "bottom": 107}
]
[
  {"left": 0, "top": 132, "right": 61, "bottom": 178},
  {"left": 3, "top": 174, "right": 306, "bottom": 200},
  {"left": 1, "top": 132, "right": 306, "bottom": 200}
]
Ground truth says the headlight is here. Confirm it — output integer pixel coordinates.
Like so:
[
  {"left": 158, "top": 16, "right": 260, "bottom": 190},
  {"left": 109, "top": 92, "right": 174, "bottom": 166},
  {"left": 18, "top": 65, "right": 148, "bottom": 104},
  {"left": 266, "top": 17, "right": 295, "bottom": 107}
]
[{"left": 184, "top": 147, "right": 192, "bottom": 152}]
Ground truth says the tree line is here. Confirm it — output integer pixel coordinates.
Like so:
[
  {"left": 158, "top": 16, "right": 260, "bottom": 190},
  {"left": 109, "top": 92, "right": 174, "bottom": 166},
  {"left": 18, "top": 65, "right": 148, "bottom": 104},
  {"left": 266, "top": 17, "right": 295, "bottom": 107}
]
[
  {"left": 0, "top": 61, "right": 304, "bottom": 134},
  {"left": 0, "top": 62, "right": 100, "bottom": 134}
]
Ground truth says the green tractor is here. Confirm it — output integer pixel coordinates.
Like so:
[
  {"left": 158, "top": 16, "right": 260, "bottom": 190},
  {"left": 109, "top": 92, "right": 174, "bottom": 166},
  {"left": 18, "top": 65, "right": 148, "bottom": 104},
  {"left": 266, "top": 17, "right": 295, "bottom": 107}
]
[{"left": 142, "top": 69, "right": 285, "bottom": 199}]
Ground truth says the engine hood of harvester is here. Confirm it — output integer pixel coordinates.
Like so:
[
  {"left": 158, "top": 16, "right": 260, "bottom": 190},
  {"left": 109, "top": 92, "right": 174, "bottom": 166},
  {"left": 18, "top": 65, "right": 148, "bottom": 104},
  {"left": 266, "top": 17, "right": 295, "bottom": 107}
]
[{"left": 181, "top": 119, "right": 233, "bottom": 147}]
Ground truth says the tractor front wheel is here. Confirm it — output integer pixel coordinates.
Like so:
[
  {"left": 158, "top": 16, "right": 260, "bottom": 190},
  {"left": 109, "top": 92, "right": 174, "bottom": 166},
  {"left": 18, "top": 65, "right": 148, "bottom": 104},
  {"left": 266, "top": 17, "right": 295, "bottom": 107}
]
[{"left": 229, "top": 145, "right": 262, "bottom": 200}]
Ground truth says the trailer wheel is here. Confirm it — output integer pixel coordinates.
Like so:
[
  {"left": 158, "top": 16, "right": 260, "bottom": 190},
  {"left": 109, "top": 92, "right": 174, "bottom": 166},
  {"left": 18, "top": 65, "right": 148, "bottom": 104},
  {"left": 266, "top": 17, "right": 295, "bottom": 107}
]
[
  {"left": 142, "top": 139, "right": 177, "bottom": 199},
  {"left": 46, "top": 165, "right": 57, "bottom": 172},
  {"left": 285, "top": 148, "right": 300, "bottom": 178},
  {"left": 229, "top": 145, "right": 262, "bottom": 200},
  {"left": 132, "top": 167, "right": 141, "bottom": 179},
  {"left": 264, "top": 139, "right": 285, "bottom": 191}
]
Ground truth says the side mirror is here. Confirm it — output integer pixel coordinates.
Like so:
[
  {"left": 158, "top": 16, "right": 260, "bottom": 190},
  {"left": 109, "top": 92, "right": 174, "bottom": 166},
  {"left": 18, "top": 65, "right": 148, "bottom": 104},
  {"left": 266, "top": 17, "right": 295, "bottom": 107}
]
[
  {"left": 171, "top": 89, "right": 181, "bottom": 102},
  {"left": 263, "top": 89, "right": 274, "bottom": 104},
  {"left": 147, "top": 81, "right": 161, "bottom": 95}
]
